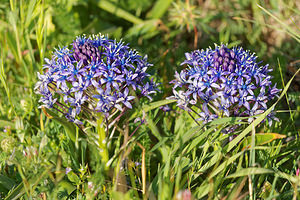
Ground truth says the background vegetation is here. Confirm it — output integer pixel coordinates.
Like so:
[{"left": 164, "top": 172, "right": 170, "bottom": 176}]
[{"left": 0, "top": 0, "right": 299, "bottom": 199}]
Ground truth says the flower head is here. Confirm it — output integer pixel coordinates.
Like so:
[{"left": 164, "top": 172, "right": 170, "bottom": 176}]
[
  {"left": 36, "top": 34, "right": 158, "bottom": 123},
  {"left": 169, "top": 44, "right": 281, "bottom": 125}
]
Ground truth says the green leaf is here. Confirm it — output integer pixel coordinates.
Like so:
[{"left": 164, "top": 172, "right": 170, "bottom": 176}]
[
  {"left": 208, "top": 151, "right": 245, "bottom": 179},
  {"left": 194, "top": 181, "right": 210, "bottom": 199},
  {"left": 198, "top": 150, "right": 222, "bottom": 173},
  {"left": 150, "top": 137, "right": 168, "bottom": 152},
  {"left": 5, "top": 167, "right": 51, "bottom": 200},
  {"left": 146, "top": 0, "right": 174, "bottom": 19},
  {"left": 111, "top": 190, "right": 134, "bottom": 200},
  {"left": 97, "top": 0, "right": 143, "bottom": 24},
  {"left": 38, "top": 134, "right": 48, "bottom": 155},
  {"left": 175, "top": 126, "right": 211, "bottom": 154},
  {"left": 226, "top": 168, "right": 274, "bottom": 179},
  {"left": 207, "top": 116, "right": 248, "bottom": 126},
  {"left": 171, "top": 124, "right": 211, "bottom": 154},
  {"left": 44, "top": 108, "right": 83, "bottom": 142},
  {"left": 0, "top": 119, "right": 15, "bottom": 129},
  {"left": 67, "top": 171, "right": 80, "bottom": 185},
  {"left": 0, "top": 175, "right": 15, "bottom": 191},
  {"left": 0, "top": 59, "right": 15, "bottom": 115},
  {"left": 58, "top": 180, "right": 76, "bottom": 195},
  {"left": 126, "top": 19, "right": 160, "bottom": 39},
  {"left": 241, "top": 133, "right": 286, "bottom": 149},
  {"left": 143, "top": 99, "right": 176, "bottom": 112},
  {"left": 146, "top": 114, "right": 162, "bottom": 140},
  {"left": 24, "top": 0, "right": 36, "bottom": 28},
  {"left": 258, "top": 4, "right": 300, "bottom": 43},
  {"left": 129, "top": 99, "right": 176, "bottom": 121},
  {"left": 275, "top": 170, "right": 297, "bottom": 184},
  {"left": 7, "top": 11, "right": 21, "bottom": 64},
  {"left": 4, "top": 182, "right": 24, "bottom": 200}
]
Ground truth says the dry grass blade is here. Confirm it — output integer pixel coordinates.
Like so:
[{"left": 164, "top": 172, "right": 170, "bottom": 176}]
[{"left": 137, "top": 142, "right": 146, "bottom": 197}]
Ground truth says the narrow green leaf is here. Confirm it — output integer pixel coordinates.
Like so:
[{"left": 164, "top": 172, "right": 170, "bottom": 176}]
[
  {"left": 0, "top": 175, "right": 16, "bottom": 191},
  {"left": 150, "top": 137, "right": 168, "bottom": 152},
  {"left": 241, "top": 133, "right": 286, "bottom": 149},
  {"left": 97, "top": 0, "right": 143, "bottom": 24},
  {"left": 198, "top": 150, "right": 222, "bottom": 173},
  {"left": 207, "top": 116, "right": 248, "bottom": 126},
  {"left": 129, "top": 99, "right": 176, "bottom": 121},
  {"left": 0, "top": 119, "right": 15, "bottom": 129},
  {"left": 44, "top": 108, "right": 82, "bottom": 142},
  {"left": 258, "top": 4, "right": 300, "bottom": 43},
  {"left": 4, "top": 182, "right": 24, "bottom": 200},
  {"left": 7, "top": 11, "right": 22, "bottom": 64},
  {"left": 208, "top": 151, "right": 245, "bottom": 179},
  {"left": 38, "top": 134, "right": 48, "bottom": 155},
  {"left": 171, "top": 126, "right": 204, "bottom": 153},
  {"left": 226, "top": 168, "right": 273, "bottom": 179},
  {"left": 194, "top": 181, "right": 210, "bottom": 199},
  {"left": 5, "top": 31, "right": 19, "bottom": 64},
  {"left": 9, "top": 0, "right": 15, "bottom": 11},
  {"left": 143, "top": 99, "right": 176, "bottom": 112},
  {"left": 147, "top": 0, "right": 174, "bottom": 19},
  {"left": 275, "top": 170, "right": 297, "bottom": 184},
  {"left": 24, "top": 0, "right": 36, "bottom": 28},
  {"left": 146, "top": 114, "right": 162, "bottom": 140},
  {"left": 183, "top": 128, "right": 211, "bottom": 154},
  {"left": 0, "top": 59, "right": 15, "bottom": 114},
  {"left": 126, "top": 19, "right": 160, "bottom": 39},
  {"left": 5, "top": 167, "right": 51, "bottom": 200}
]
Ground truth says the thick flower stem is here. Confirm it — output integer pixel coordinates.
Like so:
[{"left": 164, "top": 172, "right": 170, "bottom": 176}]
[{"left": 96, "top": 115, "right": 109, "bottom": 170}]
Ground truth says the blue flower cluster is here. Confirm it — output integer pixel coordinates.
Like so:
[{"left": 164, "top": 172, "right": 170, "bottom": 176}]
[
  {"left": 169, "top": 45, "right": 281, "bottom": 125},
  {"left": 35, "top": 34, "right": 158, "bottom": 124}
]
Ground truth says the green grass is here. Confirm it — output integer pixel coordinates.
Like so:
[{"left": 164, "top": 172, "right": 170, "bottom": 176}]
[{"left": 0, "top": 0, "right": 300, "bottom": 199}]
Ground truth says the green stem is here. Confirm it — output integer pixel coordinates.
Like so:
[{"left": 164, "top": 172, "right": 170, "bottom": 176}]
[{"left": 97, "top": 115, "right": 109, "bottom": 170}]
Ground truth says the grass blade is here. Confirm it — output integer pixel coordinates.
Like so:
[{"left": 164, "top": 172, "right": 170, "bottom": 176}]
[
  {"left": 226, "top": 168, "right": 274, "bottom": 179},
  {"left": 143, "top": 99, "right": 176, "bottom": 112},
  {"left": 146, "top": 0, "right": 174, "bottom": 19},
  {"left": 97, "top": 0, "right": 143, "bottom": 24}
]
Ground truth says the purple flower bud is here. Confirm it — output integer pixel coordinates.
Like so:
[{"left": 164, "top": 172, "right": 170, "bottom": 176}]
[
  {"left": 219, "top": 47, "right": 225, "bottom": 57},
  {"left": 230, "top": 50, "right": 235, "bottom": 58}
]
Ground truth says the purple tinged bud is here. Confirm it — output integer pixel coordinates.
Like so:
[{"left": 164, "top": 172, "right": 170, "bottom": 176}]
[
  {"left": 224, "top": 57, "right": 229, "bottom": 63},
  {"left": 218, "top": 57, "right": 223, "bottom": 63},
  {"left": 219, "top": 48, "right": 225, "bottom": 57},
  {"left": 214, "top": 61, "right": 219, "bottom": 69},
  {"left": 222, "top": 62, "right": 228, "bottom": 70},
  {"left": 228, "top": 64, "right": 234, "bottom": 72},
  {"left": 230, "top": 50, "right": 235, "bottom": 58},
  {"left": 213, "top": 52, "right": 219, "bottom": 60}
]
